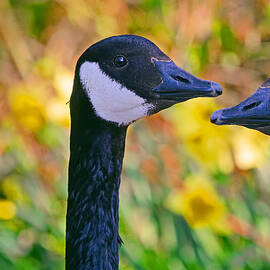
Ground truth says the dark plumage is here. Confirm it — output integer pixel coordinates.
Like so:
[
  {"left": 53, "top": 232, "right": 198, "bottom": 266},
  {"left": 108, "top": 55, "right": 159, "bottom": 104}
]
[
  {"left": 67, "top": 34, "right": 222, "bottom": 270},
  {"left": 211, "top": 78, "right": 270, "bottom": 135}
]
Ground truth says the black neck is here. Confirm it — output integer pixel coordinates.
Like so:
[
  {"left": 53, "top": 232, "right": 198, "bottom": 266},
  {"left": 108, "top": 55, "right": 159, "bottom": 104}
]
[{"left": 66, "top": 97, "right": 127, "bottom": 269}]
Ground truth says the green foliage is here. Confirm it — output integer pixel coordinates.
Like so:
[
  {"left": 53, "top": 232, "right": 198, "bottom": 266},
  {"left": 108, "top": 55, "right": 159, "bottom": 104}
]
[{"left": 1, "top": 0, "right": 270, "bottom": 269}]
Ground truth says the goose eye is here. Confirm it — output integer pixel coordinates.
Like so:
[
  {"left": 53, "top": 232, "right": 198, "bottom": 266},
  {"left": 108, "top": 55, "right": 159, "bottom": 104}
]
[{"left": 113, "top": 55, "right": 127, "bottom": 68}]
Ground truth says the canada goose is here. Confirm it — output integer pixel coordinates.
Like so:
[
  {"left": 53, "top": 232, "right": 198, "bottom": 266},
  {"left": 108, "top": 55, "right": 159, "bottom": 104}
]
[
  {"left": 211, "top": 78, "right": 270, "bottom": 135},
  {"left": 67, "top": 34, "right": 222, "bottom": 269}
]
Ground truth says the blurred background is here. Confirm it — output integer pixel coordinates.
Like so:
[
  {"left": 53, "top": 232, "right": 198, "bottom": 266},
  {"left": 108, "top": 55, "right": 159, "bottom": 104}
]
[{"left": 1, "top": 0, "right": 270, "bottom": 269}]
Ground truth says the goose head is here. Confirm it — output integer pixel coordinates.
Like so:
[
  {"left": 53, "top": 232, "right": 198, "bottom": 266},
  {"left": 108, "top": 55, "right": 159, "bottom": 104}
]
[
  {"left": 211, "top": 78, "right": 270, "bottom": 135},
  {"left": 71, "top": 35, "right": 222, "bottom": 126}
]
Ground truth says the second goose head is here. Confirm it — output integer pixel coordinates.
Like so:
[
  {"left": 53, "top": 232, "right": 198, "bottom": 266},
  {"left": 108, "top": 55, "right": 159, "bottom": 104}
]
[
  {"left": 72, "top": 34, "right": 222, "bottom": 126},
  {"left": 211, "top": 78, "right": 270, "bottom": 135}
]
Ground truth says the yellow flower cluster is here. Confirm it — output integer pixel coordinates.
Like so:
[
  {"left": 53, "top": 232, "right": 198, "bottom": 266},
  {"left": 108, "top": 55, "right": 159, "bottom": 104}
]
[
  {"left": 7, "top": 60, "right": 73, "bottom": 133},
  {"left": 167, "top": 175, "right": 229, "bottom": 233},
  {"left": 0, "top": 199, "right": 16, "bottom": 220},
  {"left": 169, "top": 99, "right": 233, "bottom": 172},
  {"left": 231, "top": 127, "right": 269, "bottom": 170},
  {"left": 1, "top": 176, "right": 25, "bottom": 203},
  {"left": 46, "top": 67, "right": 73, "bottom": 127},
  {"left": 169, "top": 98, "right": 270, "bottom": 171},
  {"left": 9, "top": 90, "right": 46, "bottom": 133}
]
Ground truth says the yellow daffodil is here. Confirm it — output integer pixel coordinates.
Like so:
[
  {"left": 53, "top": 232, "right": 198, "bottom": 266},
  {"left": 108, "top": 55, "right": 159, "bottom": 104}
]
[
  {"left": 0, "top": 199, "right": 16, "bottom": 220},
  {"left": 45, "top": 68, "right": 73, "bottom": 127},
  {"left": 166, "top": 175, "right": 230, "bottom": 233},
  {"left": 169, "top": 99, "right": 234, "bottom": 172},
  {"left": 169, "top": 98, "right": 270, "bottom": 172},
  {"left": 46, "top": 100, "right": 70, "bottom": 127},
  {"left": 1, "top": 176, "right": 25, "bottom": 203},
  {"left": 53, "top": 68, "right": 73, "bottom": 102},
  {"left": 232, "top": 127, "right": 270, "bottom": 170},
  {"left": 9, "top": 89, "right": 46, "bottom": 133}
]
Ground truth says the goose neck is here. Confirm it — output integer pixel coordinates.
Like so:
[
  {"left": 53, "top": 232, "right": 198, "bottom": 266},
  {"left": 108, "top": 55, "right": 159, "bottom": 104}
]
[{"left": 66, "top": 123, "right": 127, "bottom": 270}]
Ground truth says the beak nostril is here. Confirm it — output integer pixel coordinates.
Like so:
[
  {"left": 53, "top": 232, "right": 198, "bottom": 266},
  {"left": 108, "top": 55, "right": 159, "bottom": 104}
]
[
  {"left": 216, "top": 88, "right": 222, "bottom": 95},
  {"left": 171, "top": 75, "right": 190, "bottom": 84},
  {"left": 210, "top": 116, "right": 217, "bottom": 123},
  {"left": 243, "top": 101, "right": 262, "bottom": 111},
  {"left": 210, "top": 110, "right": 223, "bottom": 124},
  {"left": 210, "top": 82, "right": 223, "bottom": 96}
]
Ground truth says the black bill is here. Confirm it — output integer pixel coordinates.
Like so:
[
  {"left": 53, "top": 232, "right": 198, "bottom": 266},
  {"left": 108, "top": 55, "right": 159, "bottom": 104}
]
[
  {"left": 210, "top": 78, "right": 270, "bottom": 135},
  {"left": 153, "top": 59, "right": 222, "bottom": 102}
]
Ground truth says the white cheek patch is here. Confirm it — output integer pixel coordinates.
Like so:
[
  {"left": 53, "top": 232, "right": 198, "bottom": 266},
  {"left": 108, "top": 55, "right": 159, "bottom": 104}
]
[{"left": 79, "top": 61, "right": 153, "bottom": 125}]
